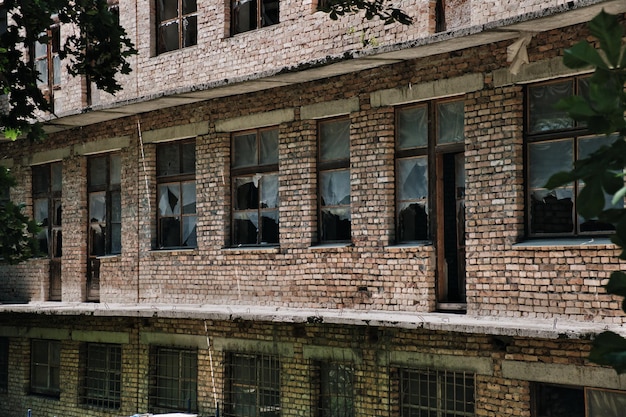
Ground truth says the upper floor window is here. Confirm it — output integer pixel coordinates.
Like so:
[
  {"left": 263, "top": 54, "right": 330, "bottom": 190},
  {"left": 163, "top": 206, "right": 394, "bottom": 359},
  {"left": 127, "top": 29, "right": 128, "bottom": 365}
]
[
  {"left": 88, "top": 153, "right": 122, "bottom": 257},
  {"left": 526, "top": 76, "right": 622, "bottom": 237},
  {"left": 156, "top": 140, "right": 197, "bottom": 249},
  {"left": 34, "top": 23, "right": 61, "bottom": 91},
  {"left": 316, "top": 361, "right": 354, "bottom": 417},
  {"left": 318, "top": 118, "right": 351, "bottom": 243},
  {"left": 157, "top": 0, "right": 198, "bottom": 54},
  {"left": 80, "top": 343, "right": 122, "bottom": 409},
  {"left": 0, "top": 4, "right": 7, "bottom": 37},
  {"left": 0, "top": 337, "right": 8, "bottom": 394},
  {"left": 231, "top": 0, "right": 279, "bottom": 35},
  {"left": 30, "top": 339, "right": 61, "bottom": 398},
  {"left": 231, "top": 127, "right": 279, "bottom": 246},
  {"left": 32, "top": 162, "right": 62, "bottom": 258},
  {"left": 149, "top": 346, "right": 198, "bottom": 414}
]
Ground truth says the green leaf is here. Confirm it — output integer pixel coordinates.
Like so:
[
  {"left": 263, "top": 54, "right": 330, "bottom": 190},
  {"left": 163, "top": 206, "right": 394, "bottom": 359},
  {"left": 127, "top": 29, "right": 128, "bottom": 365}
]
[
  {"left": 590, "top": 331, "right": 626, "bottom": 374},
  {"left": 612, "top": 186, "right": 626, "bottom": 206},
  {"left": 605, "top": 271, "right": 626, "bottom": 298},
  {"left": 544, "top": 171, "right": 576, "bottom": 189},
  {"left": 563, "top": 41, "right": 607, "bottom": 69},
  {"left": 577, "top": 179, "right": 605, "bottom": 219},
  {"left": 588, "top": 10, "right": 624, "bottom": 67}
]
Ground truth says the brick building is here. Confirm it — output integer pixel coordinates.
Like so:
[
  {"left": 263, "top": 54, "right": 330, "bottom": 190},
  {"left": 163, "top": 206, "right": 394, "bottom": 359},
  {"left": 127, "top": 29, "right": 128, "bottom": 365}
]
[{"left": 1, "top": 0, "right": 626, "bottom": 416}]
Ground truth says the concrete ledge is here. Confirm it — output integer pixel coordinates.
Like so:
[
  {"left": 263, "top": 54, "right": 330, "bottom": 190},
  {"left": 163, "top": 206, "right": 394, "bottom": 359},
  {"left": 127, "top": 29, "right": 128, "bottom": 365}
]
[
  {"left": 142, "top": 121, "right": 209, "bottom": 143},
  {"left": 74, "top": 136, "right": 131, "bottom": 156},
  {"left": 29, "top": 147, "right": 71, "bottom": 166},
  {"left": 214, "top": 108, "right": 295, "bottom": 132},
  {"left": 72, "top": 330, "right": 130, "bottom": 344},
  {"left": 493, "top": 56, "right": 592, "bottom": 87},
  {"left": 303, "top": 345, "right": 362, "bottom": 363},
  {"left": 300, "top": 97, "right": 360, "bottom": 120},
  {"left": 383, "top": 351, "right": 493, "bottom": 376},
  {"left": 213, "top": 337, "right": 294, "bottom": 357},
  {"left": 140, "top": 331, "right": 208, "bottom": 349},
  {"left": 0, "top": 326, "right": 70, "bottom": 340}
]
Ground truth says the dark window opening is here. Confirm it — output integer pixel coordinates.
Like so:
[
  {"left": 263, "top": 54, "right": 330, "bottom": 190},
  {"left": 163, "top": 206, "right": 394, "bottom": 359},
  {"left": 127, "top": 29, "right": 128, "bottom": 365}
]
[
  {"left": 435, "top": 0, "right": 445, "bottom": 32},
  {"left": 533, "top": 383, "right": 584, "bottom": 417},
  {"left": 156, "top": 140, "right": 197, "bottom": 249},
  {"left": 149, "top": 346, "right": 198, "bottom": 414},
  {"left": 316, "top": 362, "right": 354, "bottom": 417},
  {"left": 32, "top": 162, "right": 62, "bottom": 259},
  {"left": 80, "top": 343, "right": 122, "bottom": 409},
  {"left": 0, "top": 337, "right": 8, "bottom": 393},
  {"left": 231, "top": 0, "right": 279, "bottom": 35},
  {"left": 30, "top": 339, "right": 61, "bottom": 398},
  {"left": 157, "top": 0, "right": 198, "bottom": 54}
]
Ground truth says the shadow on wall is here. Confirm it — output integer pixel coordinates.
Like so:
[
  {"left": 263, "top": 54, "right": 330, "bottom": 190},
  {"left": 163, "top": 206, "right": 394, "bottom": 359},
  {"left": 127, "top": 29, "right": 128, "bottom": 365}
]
[{"left": 0, "top": 268, "right": 36, "bottom": 303}]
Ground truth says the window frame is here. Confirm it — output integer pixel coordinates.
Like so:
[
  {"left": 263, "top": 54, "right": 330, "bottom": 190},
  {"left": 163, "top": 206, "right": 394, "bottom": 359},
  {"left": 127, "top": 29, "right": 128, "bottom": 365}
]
[
  {"left": 524, "top": 75, "right": 620, "bottom": 238},
  {"left": 33, "top": 21, "right": 61, "bottom": 93},
  {"left": 30, "top": 339, "right": 61, "bottom": 398},
  {"left": 231, "top": 127, "right": 280, "bottom": 246},
  {"left": 32, "top": 162, "right": 62, "bottom": 259},
  {"left": 88, "top": 153, "right": 122, "bottom": 257},
  {"left": 224, "top": 352, "right": 281, "bottom": 417},
  {"left": 80, "top": 343, "right": 122, "bottom": 410},
  {"left": 0, "top": 337, "right": 8, "bottom": 394},
  {"left": 231, "top": 0, "right": 280, "bottom": 36},
  {"left": 156, "top": 0, "right": 198, "bottom": 54},
  {"left": 156, "top": 139, "right": 197, "bottom": 249},
  {"left": 315, "top": 361, "right": 354, "bottom": 417},
  {"left": 149, "top": 346, "right": 198, "bottom": 414}
]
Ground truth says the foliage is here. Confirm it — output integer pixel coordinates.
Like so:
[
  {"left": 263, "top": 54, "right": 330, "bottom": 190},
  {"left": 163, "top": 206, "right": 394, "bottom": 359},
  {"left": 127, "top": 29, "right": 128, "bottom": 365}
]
[
  {"left": 0, "top": 166, "right": 40, "bottom": 264},
  {"left": 319, "top": 0, "right": 413, "bottom": 38},
  {"left": 545, "top": 10, "right": 626, "bottom": 373},
  {"left": 0, "top": 0, "right": 136, "bottom": 141}
]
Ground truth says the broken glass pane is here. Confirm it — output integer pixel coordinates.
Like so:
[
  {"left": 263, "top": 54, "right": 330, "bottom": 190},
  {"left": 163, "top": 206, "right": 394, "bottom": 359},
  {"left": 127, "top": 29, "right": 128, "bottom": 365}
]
[
  {"left": 182, "top": 181, "right": 196, "bottom": 214},
  {"left": 397, "top": 157, "right": 427, "bottom": 201},
  {"left": 89, "top": 192, "right": 106, "bottom": 223},
  {"left": 262, "top": 0, "right": 279, "bottom": 26},
  {"left": 260, "top": 174, "right": 278, "bottom": 209},
  {"left": 89, "top": 156, "right": 107, "bottom": 187},
  {"left": 321, "top": 207, "right": 351, "bottom": 241},
  {"left": 182, "top": 216, "right": 197, "bottom": 247},
  {"left": 158, "top": 21, "right": 180, "bottom": 53},
  {"left": 528, "top": 81, "right": 574, "bottom": 133},
  {"left": 397, "top": 106, "right": 428, "bottom": 150},
  {"left": 235, "top": 177, "right": 258, "bottom": 210},
  {"left": 183, "top": 15, "right": 197, "bottom": 48},
  {"left": 90, "top": 219, "right": 105, "bottom": 256},
  {"left": 34, "top": 198, "right": 49, "bottom": 254},
  {"left": 320, "top": 170, "right": 350, "bottom": 206},
  {"left": 320, "top": 120, "right": 350, "bottom": 162},
  {"left": 261, "top": 210, "right": 279, "bottom": 244},
  {"left": 233, "top": 133, "right": 257, "bottom": 168},
  {"left": 160, "top": 217, "right": 181, "bottom": 247},
  {"left": 398, "top": 202, "right": 428, "bottom": 241},
  {"left": 183, "top": 0, "right": 197, "bottom": 14},
  {"left": 159, "top": 0, "right": 179, "bottom": 21},
  {"left": 158, "top": 184, "right": 181, "bottom": 215},
  {"left": 232, "top": 0, "right": 258, "bottom": 34},
  {"left": 234, "top": 212, "right": 258, "bottom": 245},
  {"left": 157, "top": 143, "right": 180, "bottom": 176},
  {"left": 530, "top": 187, "right": 574, "bottom": 234},
  {"left": 260, "top": 129, "right": 278, "bottom": 165},
  {"left": 528, "top": 140, "right": 573, "bottom": 189},
  {"left": 437, "top": 100, "right": 464, "bottom": 144}
]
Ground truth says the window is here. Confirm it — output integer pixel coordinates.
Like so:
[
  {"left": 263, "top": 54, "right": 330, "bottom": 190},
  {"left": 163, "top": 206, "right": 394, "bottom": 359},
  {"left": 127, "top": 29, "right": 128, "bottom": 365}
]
[
  {"left": 149, "top": 346, "right": 198, "bottom": 413},
  {"left": 80, "top": 343, "right": 122, "bottom": 409},
  {"left": 231, "top": 0, "right": 279, "bottom": 35},
  {"left": 533, "top": 383, "right": 584, "bottom": 417},
  {"left": 526, "top": 76, "right": 622, "bottom": 236},
  {"left": 156, "top": 140, "right": 197, "bottom": 248},
  {"left": 400, "top": 368, "right": 474, "bottom": 417},
  {"left": 0, "top": 3, "right": 7, "bottom": 37},
  {"left": 88, "top": 154, "right": 122, "bottom": 257},
  {"left": 225, "top": 352, "right": 280, "bottom": 417},
  {"left": 318, "top": 118, "right": 351, "bottom": 243},
  {"left": 157, "top": 0, "right": 197, "bottom": 54},
  {"left": 34, "top": 24, "right": 61, "bottom": 90},
  {"left": 316, "top": 362, "right": 354, "bottom": 417},
  {"left": 30, "top": 339, "right": 60, "bottom": 397},
  {"left": 32, "top": 162, "right": 62, "bottom": 258},
  {"left": 232, "top": 128, "right": 279, "bottom": 246},
  {"left": 0, "top": 337, "right": 8, "bottom": 393}
]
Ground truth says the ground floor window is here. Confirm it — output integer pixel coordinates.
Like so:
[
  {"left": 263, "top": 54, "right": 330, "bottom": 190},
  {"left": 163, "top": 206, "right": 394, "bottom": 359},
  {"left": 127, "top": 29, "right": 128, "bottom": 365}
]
[
  {"left": 149, "top": 346, "right": 197, "bottom": 414},
  {"left": 30, "top": 339, "right": 61, "bottom": 397},
  {"left": 316, "top": 361, "right": 354, "bottom": 417},
  {"left": 80, "top": 343, "right": 122, "bottom": 409},
  {"left": 533, "top": 383, "right": 626, "bottom": 417}
]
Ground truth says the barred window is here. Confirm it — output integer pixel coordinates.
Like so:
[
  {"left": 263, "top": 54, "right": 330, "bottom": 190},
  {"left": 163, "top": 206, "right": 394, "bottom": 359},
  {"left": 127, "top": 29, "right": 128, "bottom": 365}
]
[
  {"left": 316, "top": 362, "right": 354, "bottom": 417},
  {"left": 30, "top": 339, "right": 61, "bottom": 397},
  {"left": 80, "top": 343, "right": 122, "bottom": 409},
  {"left": 400, "top": 368, "right": 474, "bottom": 417},
  {"left": 225, "top": 352, "right": 280, "bottom": 417},
  {"left": 0, "top": 337, "right": 8, "bottom": 393},
  {"left": 149, "top": 346, "right": 198, "bottom": 414}
]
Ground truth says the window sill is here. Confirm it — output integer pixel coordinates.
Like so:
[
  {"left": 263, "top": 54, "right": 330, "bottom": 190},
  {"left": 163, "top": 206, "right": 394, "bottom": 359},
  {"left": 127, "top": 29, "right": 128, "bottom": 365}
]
[
  {"left": 386, "top": 241, "right": 433, "bottom": 250},
  {"left": 513, "top": 237, "right": 614, "bottom": 248},
  {"left": 149, "top": 247, "right": 198, "bottom": 254},
  {"left": 94, "top": 254, "right": 121, "bottom": 260},
  {"left": 309, "top": 243, "right": 354, "bottom": 251},
  {"left": 222, "top": 245, "right": 280, "bottom": 254}
]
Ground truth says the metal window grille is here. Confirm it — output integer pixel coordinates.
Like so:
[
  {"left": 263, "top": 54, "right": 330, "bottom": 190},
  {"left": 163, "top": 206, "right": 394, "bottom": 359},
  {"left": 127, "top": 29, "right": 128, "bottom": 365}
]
[
  {"left": 400, "top": 368, "right": 474, "bottom": 417},
  {"left": 317, "top": 362, "right": 354, "bottom": 417},
  {"left": 0, "top": 337, "right": 8, "bottom": 393},
  {"left": 30, "top": 339, "right": 61, "bottom": 396},
  {"left": 80, "top": 343, "right": 122, "bottom": 409},
  {"left": 224, "top": 352, "right": 280, "bottom": 417},
  {"left": 149, "top": 346, "right": 198, "bottom": 414}
]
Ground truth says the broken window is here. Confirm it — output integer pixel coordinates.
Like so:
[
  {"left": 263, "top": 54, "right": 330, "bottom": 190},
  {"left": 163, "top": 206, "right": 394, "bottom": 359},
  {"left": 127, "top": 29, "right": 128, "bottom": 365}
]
[
  {"left": 156, "top": 140, "right": 197, "bottom": 248},
  {"left": 88, "top": 153, "right": 121, "bottom": 257},
  {"left": 231, "top": 0, "right": 279, "bottom": 35},
  {"left": 32, "top": 162, "right": 62, "bottom": 258},
  {"left": 318, "top": 118, "right": 351, "bottom": 243},
  {"left": 157, "top": 0, "right": 198, "bottom": 54},
  {"left": 34, "top": 24, "right": 61, "bottom": 90},
  {"left": 526, "top": 76, "right": 621, "bottom": 236},
  {"left": 232, "top": 127, "right": 279, "bottom": 245}
]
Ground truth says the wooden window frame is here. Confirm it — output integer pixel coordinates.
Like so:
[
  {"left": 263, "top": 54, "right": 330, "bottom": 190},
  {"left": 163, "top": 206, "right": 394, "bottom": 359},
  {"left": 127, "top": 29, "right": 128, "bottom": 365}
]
[
  {"left": 156, "top": 0, "right": 198, "bottom": 54},
  {"left": 30, "top": 339, "right": 61, "bottom": 398},
  {"left": 32, "top": 162, "right": 62, "bottom": 259},
  {"left": 88, "top": 153, "right": 122, "bottom": 257},
  {"left": 230, "top": 0, "right": 279, "bottom": 36}
]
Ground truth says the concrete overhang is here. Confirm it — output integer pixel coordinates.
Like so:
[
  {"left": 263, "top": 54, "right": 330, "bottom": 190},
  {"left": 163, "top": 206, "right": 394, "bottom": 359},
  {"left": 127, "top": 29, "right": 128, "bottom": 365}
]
[{"left": 28, "top": 0, "right": 626, "bottom": 134}]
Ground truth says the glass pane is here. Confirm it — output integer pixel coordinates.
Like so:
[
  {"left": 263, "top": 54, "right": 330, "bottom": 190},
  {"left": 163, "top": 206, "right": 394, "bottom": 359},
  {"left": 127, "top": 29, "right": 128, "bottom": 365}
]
[
  {"left": 182, "top": 15, "right": 197, "bottom": 48},
  {"left": 397, "top": 106, "right": 428, "bottom": 150},
  {"left": 233, "top": 0, "right": 257, "bottom": 34},
  {"left": 51, "top": 163, "right": 62, "bottom": 192},
  {"left": 261, "top": 211, "right": 279, "bottom": 244},
  {"left": 110, "top": 154, "right": 121, "bottom": 185},
  {"left": 397, "top": 157, "right": 428, "bottom": 201},
  {"left": 320, "top": 120, "right": 350, "bottom": 162},
  {"left": 158, "top": 143, "right": 180, "bottom": 176},
  {"left": 528, "top": 81, "right": 574, "bottom": 133},
  {"left": 89, "top": 193, "right": 106, "bottom": 223},
  {"left": 320, "top": 170, "right": 350, "bottom": 206},
  {"left": 262, "top": 0, "right": 279, "bottom": 26},
  {"left": 111, "top": 191, "right": 121, "bottom": 222},
  {"left": 111, "top": 223, "right": 122, "bottom": 254},
  {"left": 52, "top": 54, "right": 61, "bottom": 85},
  {"left": 321, "top": 207, "right": 351, "bottom": 241},
  {"left": 32, "top": 166, "right": 50, "bottom": 195},
  {"left": 235, "top": 177, "right": 259, "bottom": 210},
  {"left": 89, "top": 157, "right": 107, "bottom": 187},
  {"left": 158, "top": 184, "right": 181, "bottom": 215},
  {"left": 260, "top": 174, "right": 278, "bottom": 209},
  {"left": 183, "top": 0, "right": 197, "bottom": 14},
  {"left": 234, "top": 214, "right": 258, "bottom": 245},
  {"left": 528, "top": 140, "right": 573, "bottom": 189},
  {"left": 53, "top": 199, "right": 62, "bottom": 226},
  {"left": 260, "top": 129, "right": 279, "bottom": 165},
  {"left": 398, "top": 201, "right": 428, "bottom": 242},
  {"left": 34, "top": 39, "right": 47, "bottom": 58},
  {"left": 159, "top": 0, "right": 179, "bottom": 21},
  {"left": 579, "top": 134, "right": 619, "bottom": 159},
  {"left": 34, "top": 198, "right": 49, "bottom": 224},
  {"left": 182, "top": 181, "right": 196, "bottom": 214},
  {"left": 437, "top": 100, "right": 464, "bottom": 144},
  {"left": 32, "top": 365, "right": 48, "bottom": 387},
  {"left": 182, "top": 141, "right": 196, "bottom": 174},
  {"left": 531, "top": 187, "right": 574, "bottom": 234},
  {"left": 32, "top": 341, "right": 48, "bottom": 364},
  {"left": 160, "top": 217, "right": 181, "bottom": 247},
  {"left": 182, "top": 216, "right": 197, "bottom": 247},
  {"left": 158, "top": 21, "right": 180, "bottom": 53},
  {"left": 36, "top": 59, "right": 48, "bottom": 85},
  {"left": 587, "top": 388, "right": 626, "bottom": 417},
  {"left": 535, "top": 384, "right": 584, "bottom": 417},
  {"left": 233, "top": 133, "right": 257, "bottom": 168}
]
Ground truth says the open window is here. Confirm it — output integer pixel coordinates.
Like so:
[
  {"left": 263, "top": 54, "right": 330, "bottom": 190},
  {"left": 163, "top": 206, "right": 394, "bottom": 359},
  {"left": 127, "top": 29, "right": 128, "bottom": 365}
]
[{"left": 231, "top": 0, "right": 279, "bottom": 35}]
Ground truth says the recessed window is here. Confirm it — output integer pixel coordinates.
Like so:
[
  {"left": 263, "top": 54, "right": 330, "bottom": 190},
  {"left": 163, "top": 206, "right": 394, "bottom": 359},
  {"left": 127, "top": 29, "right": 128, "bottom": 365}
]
[
  {"left": 88, "top": 153, "right": 122, "bottom": 257},
  {"left": 157, "top": 0, "right": 198, "bottom": 54},
  {"left": 316, "top": 362, "right": 354, "bottom": 417},
  {"left": 30, "top": 339, "right": 61, "bottom": 397},
  {"left": 400, "top": 368, "right": 474, "bottom": 417},
  {"left": 224, "top": 352, "right": 280, "bottom": 417},
  {"left": 231, "top": 0, "right": 279, "bottom": 35},
  {"left": 149, "top": 346, "right": 198, "bottom": 414},
  {"left": 525, "top": 76, "right": 622, "bottom": 236},
  {"left": 156, "top": 140, "right": 197, "bottom": 249},
  {"left": 0, "top": 337, "right": 8, "bottom": 394},
  {"left": 32, "top": 162, "right": 62, "bottom": 258},
  {"left": 80, "top": 343, "right": 122, "bottom": 409},
  {"left": 34, "top": 24, "right": 61, "bottom": 91},
  {"left": 533, "top": 383, "right": 584, "bottom": 417},
  {"left": 318, "top": 118, "right": 351, "bottom": 243},
  {"left": 231, "top": 128, "right": 279, "bottom": 246}
]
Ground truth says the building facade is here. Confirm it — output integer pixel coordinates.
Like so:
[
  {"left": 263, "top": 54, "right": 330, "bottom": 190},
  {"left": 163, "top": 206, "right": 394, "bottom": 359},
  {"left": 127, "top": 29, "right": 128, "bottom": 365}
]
[{"left": 1, "top": 0, "right": 626, "bottom": 416}]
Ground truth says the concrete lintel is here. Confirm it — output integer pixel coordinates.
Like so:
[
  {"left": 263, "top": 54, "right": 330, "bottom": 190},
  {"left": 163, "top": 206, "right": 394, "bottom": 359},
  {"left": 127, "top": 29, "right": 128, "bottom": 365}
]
[
  {"left": 0, "top": 158, "right": 13, "bottom": 169},
  {"left": 502, "top": 360, "right": 626, "bottom": 390},
  {"left": 73, "top": 136, "right": 131, "bottom": 156},
  {"left": 140, "top": 331, "right": 208, "bottom": 349},
  {"left": 493, "top": 56, "right": 593, "bottom": 87},
  {"left": 212, "top": 337, "right": 294, "bottom": 358},
  {"left": 142, "top": 121, "right": 209, "bottom": 144},
  {"left": 0, "top": 326, "right": 70, "bottom": 340},
  {"left": 382, "top": 351, "right": 493, "bottom": 376},
  {"left": 300, "top": 97, "right": 360, "bottom": 120},
  {"left": 303, "top": 345, "right": 362, "bottom": 364},
  {"left": 29, "top": 147, "right": 72, "bottom": 166},
  {"left": 71, "top": 330, "right": 129, "bottom": 344},
  {"left": 214, "top": 108, "right": 295, "bottom": 132},
  {"left": 370, "top": 73, "right": 484, "bottom": 108}
]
